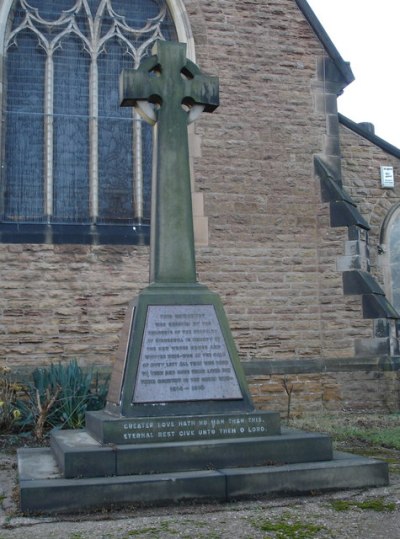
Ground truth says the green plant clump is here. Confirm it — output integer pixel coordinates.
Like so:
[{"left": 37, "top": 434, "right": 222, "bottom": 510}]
[
  {"left": 252, "top": 515, "right": 326, "bottom": 538},
  {"left": 16, "top": 359, "right": 109, "bottom": 439},
  {"left": 330, "top": 497, "right": 396, "bottom": 512}
]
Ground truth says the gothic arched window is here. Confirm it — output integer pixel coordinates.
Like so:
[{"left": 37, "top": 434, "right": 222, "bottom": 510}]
[
  {"left": 1, "top": 0, "right": 177, "bottom": 243},
  {"left": 382, "top": 205, "right": 400, "bottom": 312}
]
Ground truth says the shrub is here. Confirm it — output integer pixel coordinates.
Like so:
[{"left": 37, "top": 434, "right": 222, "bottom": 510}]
[
  {"left": 16, "top": 360, "right": 109, "bottom": 439},
  {"left": 0, "top": 366, "right": 23, "bottom": 433}
]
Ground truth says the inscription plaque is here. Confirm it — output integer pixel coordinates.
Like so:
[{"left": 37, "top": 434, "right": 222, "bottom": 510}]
[
  {"left": 133, "top": 305, "right": 242, "bottom": 402},
  {"left": 120, "top": 413, "right": 275, "bottom": 443},
  {"left": 86, "top": 410, "right": 281, "bottom": 445}
]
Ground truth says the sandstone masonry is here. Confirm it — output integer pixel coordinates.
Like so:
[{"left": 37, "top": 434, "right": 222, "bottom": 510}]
[{"left": 1, "top": 0, "right": 400, "bottom": 413}]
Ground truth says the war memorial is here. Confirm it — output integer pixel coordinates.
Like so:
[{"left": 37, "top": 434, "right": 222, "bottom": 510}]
[{"left": 17, "top": 40, "right": 388, "bottom": 513}]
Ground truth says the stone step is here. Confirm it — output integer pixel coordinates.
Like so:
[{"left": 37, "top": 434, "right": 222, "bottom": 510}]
[
  {"left": 18, "top": 448, "right": 389, "bottom": 514},
  {"left": 50, "top": 428, "right": 333, "bottom": 478},
  {"left": 85, "top": 409, "right": 281, "bottom": 445}
]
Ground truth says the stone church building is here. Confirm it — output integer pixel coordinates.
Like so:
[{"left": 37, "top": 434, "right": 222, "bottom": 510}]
[{"left": 1, "top": 0, "right": 400, "bottom": 414}]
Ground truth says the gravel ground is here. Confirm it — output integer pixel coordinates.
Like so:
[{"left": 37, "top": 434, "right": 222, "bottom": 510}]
[{"left": 1, "top": 451, "right": 400, "bottom": 539}]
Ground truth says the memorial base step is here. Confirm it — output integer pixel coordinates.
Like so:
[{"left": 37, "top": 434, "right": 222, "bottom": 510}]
[
  {"left": 85, "top": 409, "right": 282, "bottom": 444},
  {"left": 18, "top": 447, "right": 389, "bottom": 514},
  {"left": 50, "top": 427, "right": 333, "bottom": 478}
]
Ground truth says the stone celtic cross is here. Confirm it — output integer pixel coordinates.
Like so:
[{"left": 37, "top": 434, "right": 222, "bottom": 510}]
[
  {"left": 120, "top": 40, "right": 219, "bottom": 284},
  {"left": 97, "top": 41, "right": 251, "bottom": 415}
]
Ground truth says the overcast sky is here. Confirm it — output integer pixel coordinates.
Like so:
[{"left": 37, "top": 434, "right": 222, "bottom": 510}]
[{"left": 307, "top": 0, "right": 400, "bottom": 149}]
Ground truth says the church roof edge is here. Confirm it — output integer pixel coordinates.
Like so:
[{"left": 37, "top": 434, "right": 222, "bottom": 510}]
[
  {"left": 295, "top": 0, "right": 354, "bottom": 86},
  {"left": 339, "top": 114, "right": 400, "bottom": 158}
]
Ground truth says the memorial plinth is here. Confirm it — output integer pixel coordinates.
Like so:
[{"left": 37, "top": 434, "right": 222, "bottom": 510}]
[
  {"left": 96, "top": 284, "right": 253, "bottom": 419},
  {"left": 86, "top": 409, "right": 280, "bottom": 445},
  {"left": 85, "top": 281, "right": 263, "bottom": 462},
  {"left": 17, "top": 41, "right": 389, "bottom": 514}
]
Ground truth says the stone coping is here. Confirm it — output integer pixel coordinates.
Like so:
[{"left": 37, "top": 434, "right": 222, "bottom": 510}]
[
  {"left": 8, "top": 355, "right": 400, "bottom": 384},
  {"left": 243, "top": 356, "right": 400, "bottom": 375}
]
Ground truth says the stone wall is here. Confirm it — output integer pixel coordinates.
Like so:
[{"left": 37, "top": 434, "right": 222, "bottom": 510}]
[
  {"left": 0, "top": 0, "right": 326, "bottom": 368},
  {"left": 190, "top": 0, "right": 374, "bottom": 361},
  {"left": 0, "top": 244, "right": 149, "bottom": 367},
  {"left": 339, "top": 124, "right": 400, "bottom": 294},
  {"left": 1, "top": 0, "right": 399, "bottom": 421},
  {"left": 248, "top": 368, "right": 400, "bottom": 415}
]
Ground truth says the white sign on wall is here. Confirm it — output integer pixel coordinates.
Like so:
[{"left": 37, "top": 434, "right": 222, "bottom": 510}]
[{"left": 380, "top": 166, "right": 395, "bottom": 188}]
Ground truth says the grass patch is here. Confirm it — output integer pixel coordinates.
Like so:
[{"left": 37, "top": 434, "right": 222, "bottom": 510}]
[
  {"left": 330, "top": 497, "right": 396, "bottom": 512},
  {"left": 251, "top": 514, "right": 327, "bottom": 538},
  {"left": 360, "top": 427, "right": 400, "bottom": 450},
  {"left": 291, "top": 413, "right": 400, "bottom": 451}
]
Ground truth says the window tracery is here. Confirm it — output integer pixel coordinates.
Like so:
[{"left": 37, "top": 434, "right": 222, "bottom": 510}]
[
  {"left": 2, "top": 0, "right": 176, "bottom": 234},
  {"left": 383, "top": 205, "right": 400, "bottom": 311}
]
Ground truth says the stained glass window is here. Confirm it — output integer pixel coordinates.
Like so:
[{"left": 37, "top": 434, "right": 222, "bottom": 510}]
[
  {"left": 1, "top": 0, "right": 176, "bottom": 242},
  {"left": 388, "top": 209, "right": 400, "bottom": 311}
]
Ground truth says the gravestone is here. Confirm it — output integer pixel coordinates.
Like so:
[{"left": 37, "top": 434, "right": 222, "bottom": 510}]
[{"left": 17, "top": 41, "right": 389, "bottom": 513}]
